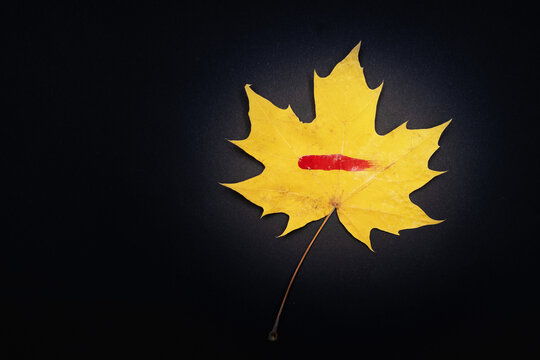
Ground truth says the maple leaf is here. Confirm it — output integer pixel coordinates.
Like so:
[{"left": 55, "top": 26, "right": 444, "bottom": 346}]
[
  {"left": 221, "top": 43, "right": 450, "bottom": 341},
  {"left": 223, "top": 43, "right": 450, "bottom": 251}
]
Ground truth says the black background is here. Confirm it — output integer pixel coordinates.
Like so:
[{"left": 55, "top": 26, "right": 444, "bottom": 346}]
[{"left": 3, "top": 1, "right": 538, "bottom": 358}]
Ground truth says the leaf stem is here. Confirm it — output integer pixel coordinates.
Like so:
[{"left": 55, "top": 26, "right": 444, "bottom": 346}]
[{"left": 268, "top": 208, "right": 335, "bottom": 341}]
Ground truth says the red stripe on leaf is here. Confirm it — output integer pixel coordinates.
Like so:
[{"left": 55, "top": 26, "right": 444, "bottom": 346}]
[{"left": 298, "top": 154, "right": 374, "bottom": 171}]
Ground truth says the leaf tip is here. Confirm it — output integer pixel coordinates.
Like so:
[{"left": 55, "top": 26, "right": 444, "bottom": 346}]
[
  {"left": 260, "top": 208, "right": 270, "bottom": 218},
  {"left": 277, "top": 225, "right": 295, "bottom": 238},
  {"left": 347, "top": 41, "right": 362, "bottom": 65},
  {"left": 433, "top": 119, "right": 452, "bottom": 143},
  {"left": 359, "top": 234, "right": 375, "bottom": 252},
  {"left": 244, "top": 83, "right": 254, "bottom": 94},
  {"left": 219, "top": 182, "right": 242, "bottom": 193},
  {"left": 425, "top": 218, "right": 446, "bottom": 227},
  {"left": 352, "top": 41, "right": 362, "bottom": 54},
  {"left": 440, "top": 118, "right": 452, "bottom": 130},
  {"left": 366, "top": 242, "right": 375, "bottom": 253}
]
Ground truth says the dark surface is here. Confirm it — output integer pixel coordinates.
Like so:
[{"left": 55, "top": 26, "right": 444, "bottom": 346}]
[{"left": 3, "top": 2, "right": 538, "bottom": 358}]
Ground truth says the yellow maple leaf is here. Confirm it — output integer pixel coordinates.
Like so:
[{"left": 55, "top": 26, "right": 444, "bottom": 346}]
[
  {"left": 222, "top": 43, "right": 451, "bottom": 341},
  {"left": 223, "top": 43, "right": 450, "bottom": 251}
]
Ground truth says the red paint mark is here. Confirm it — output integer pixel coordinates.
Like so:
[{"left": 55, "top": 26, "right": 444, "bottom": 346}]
[{"left": 298, "top": 154, "right": 374, "bottom": 171}]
